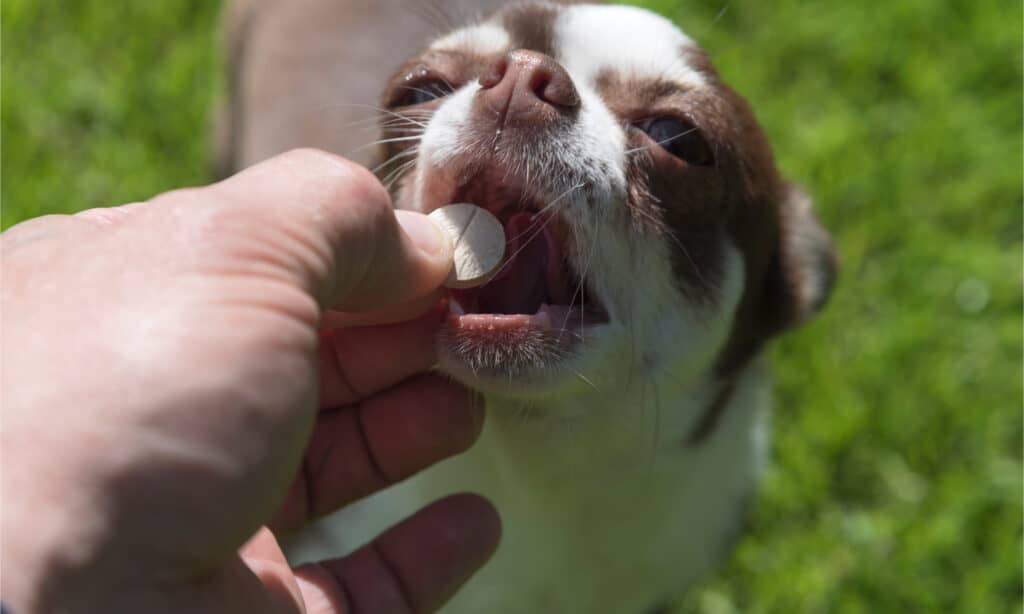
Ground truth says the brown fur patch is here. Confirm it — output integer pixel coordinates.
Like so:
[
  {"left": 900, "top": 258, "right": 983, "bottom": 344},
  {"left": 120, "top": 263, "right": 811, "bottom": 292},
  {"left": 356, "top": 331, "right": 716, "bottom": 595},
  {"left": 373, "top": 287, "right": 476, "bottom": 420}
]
[
  {"left": 500, "top": 2, "right": 560, "bottom": 56},
  {"left": 593, "top": 61, "right": 834, "bottom": 377},
  {"left": 687, "top": 380, "right": 737, "bottom": 444}
]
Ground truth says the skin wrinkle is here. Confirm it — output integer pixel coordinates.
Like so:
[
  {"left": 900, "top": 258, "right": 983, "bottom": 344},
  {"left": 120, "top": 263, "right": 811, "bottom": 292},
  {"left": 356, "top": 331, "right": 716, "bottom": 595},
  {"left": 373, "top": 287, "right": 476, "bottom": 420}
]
[
  {"left": 300, "top": 449, "right": 319, "bottom": 527},
  {"left": 299, "top": 434, "right": 340, "bottom": 525},
  {"left": 336, "top": 208, "right": 387, "bottom": 311},
  {"left": 328, "top": 328, "right": 367, "bottom": 402},
  {"left": 353, "top": 402, "right": 398, "bottom": 486},
  {"left": 313, "top": 561, "right": 357, "bottom": 614},
  {"left": 368, "top": 540, "right": 420, "bottom": 613}
]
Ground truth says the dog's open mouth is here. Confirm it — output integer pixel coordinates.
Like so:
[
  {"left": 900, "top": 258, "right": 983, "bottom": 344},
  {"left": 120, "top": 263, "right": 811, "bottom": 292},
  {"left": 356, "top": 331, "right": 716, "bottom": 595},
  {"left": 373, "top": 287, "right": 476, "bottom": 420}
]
[
  {"left": 434, "top": 172, "right": 609, "bottom": 378},
  {"left": 448, "top": 209, "right": 607, "bottom": 332}
]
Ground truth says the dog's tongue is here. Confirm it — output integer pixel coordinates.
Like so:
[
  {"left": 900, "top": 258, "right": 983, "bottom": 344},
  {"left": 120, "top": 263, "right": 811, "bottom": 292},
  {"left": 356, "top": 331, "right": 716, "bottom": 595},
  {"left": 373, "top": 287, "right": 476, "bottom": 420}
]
[{"left": 475, "top": 213, "right": 568, "bottom": 314}]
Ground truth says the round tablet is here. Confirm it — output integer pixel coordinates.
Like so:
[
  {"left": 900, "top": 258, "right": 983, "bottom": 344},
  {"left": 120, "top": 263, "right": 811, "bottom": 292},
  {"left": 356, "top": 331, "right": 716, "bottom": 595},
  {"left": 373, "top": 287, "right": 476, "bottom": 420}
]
[{"left": 428, "top": 204, "right": 506, "bottom": 289}]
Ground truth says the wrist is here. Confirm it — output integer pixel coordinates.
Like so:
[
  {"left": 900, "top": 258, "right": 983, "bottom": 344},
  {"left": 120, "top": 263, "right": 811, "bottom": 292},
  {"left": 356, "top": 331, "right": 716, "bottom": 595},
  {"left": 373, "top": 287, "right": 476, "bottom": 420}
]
[
  {"left": 2, "top": 492, "right": 101, "bottom": 613},
  {"left": 1, "top": 434, "right": 123, "bottom": 613}
]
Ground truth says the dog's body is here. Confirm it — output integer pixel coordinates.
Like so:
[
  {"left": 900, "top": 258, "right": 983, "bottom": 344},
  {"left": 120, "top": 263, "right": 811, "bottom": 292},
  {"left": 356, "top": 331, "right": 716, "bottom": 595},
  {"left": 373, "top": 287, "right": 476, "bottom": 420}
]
[{"left": 220, "top": 2, "right": 835, "bottom": 612}]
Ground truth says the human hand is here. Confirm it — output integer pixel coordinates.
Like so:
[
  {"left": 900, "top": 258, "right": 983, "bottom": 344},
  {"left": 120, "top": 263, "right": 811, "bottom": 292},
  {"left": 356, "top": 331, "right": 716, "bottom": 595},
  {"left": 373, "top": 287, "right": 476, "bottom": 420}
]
[{"left": 1, "top": 149, "right": 500, "bottom": 613}]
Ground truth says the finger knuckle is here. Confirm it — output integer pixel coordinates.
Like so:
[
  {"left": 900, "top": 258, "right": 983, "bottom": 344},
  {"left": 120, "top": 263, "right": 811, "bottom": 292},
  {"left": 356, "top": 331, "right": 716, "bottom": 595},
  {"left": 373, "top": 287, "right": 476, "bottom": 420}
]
[{"left": 273, "top": 149, "right": 391, "bottom": 233}]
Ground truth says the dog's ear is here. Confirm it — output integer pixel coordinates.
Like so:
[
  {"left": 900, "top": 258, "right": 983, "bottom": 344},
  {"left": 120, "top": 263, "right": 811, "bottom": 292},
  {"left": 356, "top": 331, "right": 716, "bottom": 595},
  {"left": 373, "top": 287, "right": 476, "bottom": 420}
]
[
  {"left": 762, "top": 183, "right": 838, "bottom": 332},
  {"left": 715, "top": 183, "right": 838, "bottom": 376}
]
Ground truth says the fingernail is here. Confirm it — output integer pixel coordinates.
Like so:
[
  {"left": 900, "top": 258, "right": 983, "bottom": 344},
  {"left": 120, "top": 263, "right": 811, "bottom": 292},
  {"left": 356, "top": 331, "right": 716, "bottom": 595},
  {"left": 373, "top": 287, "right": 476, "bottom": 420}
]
[{"left": 396, "top": 210, "right": 452, "bottom": 257}]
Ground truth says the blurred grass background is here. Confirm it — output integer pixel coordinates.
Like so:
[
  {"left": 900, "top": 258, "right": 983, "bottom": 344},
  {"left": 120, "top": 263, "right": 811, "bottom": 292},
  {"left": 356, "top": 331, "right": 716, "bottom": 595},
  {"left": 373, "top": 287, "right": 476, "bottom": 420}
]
[{"left": 2, "top": 1, "right": 1021, "bottom": 612}]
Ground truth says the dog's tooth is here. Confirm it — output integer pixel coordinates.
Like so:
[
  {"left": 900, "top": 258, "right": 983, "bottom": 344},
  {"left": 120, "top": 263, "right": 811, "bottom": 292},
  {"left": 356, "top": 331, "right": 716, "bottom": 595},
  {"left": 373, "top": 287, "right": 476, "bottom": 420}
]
[
  {"left": 449, "top": 298, "right": 466, "bottom": 315},
  {"left": 531, "top": 304, "right": 553, "bottom": 329}
]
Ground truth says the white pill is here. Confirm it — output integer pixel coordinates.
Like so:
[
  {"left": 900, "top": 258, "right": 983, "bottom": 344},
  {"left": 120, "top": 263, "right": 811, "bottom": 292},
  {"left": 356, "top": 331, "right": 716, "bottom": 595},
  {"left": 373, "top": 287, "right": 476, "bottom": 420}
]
[{"left": 428, "top": 204, "right": 506, "bottom": 289}]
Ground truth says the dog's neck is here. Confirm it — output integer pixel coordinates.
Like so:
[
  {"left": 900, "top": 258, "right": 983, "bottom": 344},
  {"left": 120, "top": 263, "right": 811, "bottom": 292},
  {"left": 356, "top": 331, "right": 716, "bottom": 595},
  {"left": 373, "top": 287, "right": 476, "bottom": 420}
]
[{"left": 477, "top": 351, "right": 751, "bottom": 485}]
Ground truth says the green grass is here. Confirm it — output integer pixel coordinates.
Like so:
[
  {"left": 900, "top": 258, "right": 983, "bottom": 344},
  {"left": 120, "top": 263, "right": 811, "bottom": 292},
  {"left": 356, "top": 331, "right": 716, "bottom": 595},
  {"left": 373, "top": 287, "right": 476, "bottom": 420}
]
[{"left": 3, "top": 1, "right": 1021, "bottom": 612}]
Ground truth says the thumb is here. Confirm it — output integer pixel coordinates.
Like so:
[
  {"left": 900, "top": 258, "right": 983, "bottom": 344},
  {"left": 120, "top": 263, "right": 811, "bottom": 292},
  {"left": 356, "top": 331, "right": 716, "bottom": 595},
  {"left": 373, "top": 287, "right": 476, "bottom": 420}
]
[{"left": 211, "top": 148, "right": 453, "bottom": 313}]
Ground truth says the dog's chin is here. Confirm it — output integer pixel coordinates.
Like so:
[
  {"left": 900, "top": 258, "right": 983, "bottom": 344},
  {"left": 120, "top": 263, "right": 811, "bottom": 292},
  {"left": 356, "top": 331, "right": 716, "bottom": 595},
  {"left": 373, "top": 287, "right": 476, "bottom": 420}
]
[
  {"left": 437, "top": 313, "right": 611, "bottom": 397},
  {"left": 436, "top": 248, "right": 613, "bottom": 396}
]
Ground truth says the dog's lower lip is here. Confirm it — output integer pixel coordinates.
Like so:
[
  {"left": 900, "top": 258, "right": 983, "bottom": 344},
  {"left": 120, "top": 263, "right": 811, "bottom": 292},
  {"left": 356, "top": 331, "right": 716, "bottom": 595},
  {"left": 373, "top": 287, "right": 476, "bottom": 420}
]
[
  {"left": 446, "top": 312, "right": 543, "bottom": 331},
  {"left": 445, "top": 300, "right": 606, "bottom": 333}
]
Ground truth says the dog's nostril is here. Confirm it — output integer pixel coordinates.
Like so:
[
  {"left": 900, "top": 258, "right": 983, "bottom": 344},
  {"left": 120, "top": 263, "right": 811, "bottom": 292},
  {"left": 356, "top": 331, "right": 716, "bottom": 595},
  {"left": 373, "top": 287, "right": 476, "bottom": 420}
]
[
  {"left": 478, "top": 57, "right": 508, "bottom": 89},
  {"left": 516, "top": 51, "right": 578, "bottom": 109},
  {"left": 528, "top": 71, "right": 553, "bottom": 102},
  {"left": 532, "top": 69, "right": 579, "bottom": 109}
]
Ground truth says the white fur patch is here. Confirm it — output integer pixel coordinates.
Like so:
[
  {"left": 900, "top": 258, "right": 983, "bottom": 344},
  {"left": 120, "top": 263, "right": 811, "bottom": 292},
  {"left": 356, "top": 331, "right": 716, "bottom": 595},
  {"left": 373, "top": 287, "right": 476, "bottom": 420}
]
[
  {"left": 556, "top": 5, "right": 706, "bottom": 87},
  {"left": 418, "top": 83, "right": 480, "bottom": 170},
  {"left": 431, "top": 22, "right": 510, "bottom": 55},
  {"left": 289, "top": 355, "right": 770, "bottom": 614}
]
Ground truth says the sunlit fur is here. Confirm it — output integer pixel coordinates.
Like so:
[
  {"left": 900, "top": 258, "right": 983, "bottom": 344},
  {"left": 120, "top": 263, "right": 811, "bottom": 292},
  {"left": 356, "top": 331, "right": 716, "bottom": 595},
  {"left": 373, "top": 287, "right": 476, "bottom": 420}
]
[{"left": 288, "top": 4, "right": 819, "bottom": 612}]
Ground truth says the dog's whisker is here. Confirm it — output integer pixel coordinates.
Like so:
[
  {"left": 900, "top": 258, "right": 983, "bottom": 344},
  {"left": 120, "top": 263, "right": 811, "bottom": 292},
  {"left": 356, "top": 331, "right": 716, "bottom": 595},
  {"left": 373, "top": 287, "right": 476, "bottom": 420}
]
[
  {"left": 703, "top": 0, "right": 734, "bottom": 35},
  {"left": 624, "top": 126, "right": 700, "bottom": 156},
  {"left": 564, "top": 221, "right": 600, "bottom": 341},
  {"left": 486, "top": 207, "right": 562, "bottom": 281},
  {"left": 409, "top": 0, "right": 457, "bottom": 36},
  {"left": 396, "top": 83, "right": 457, "bottom": 100},
  {"left": 371, "top": 147, "right": 419, "bottom": 175},
  {"left": 382, "top": 159, "right": 418, "bottom": 191},
  {"left": 570, "top": 369, "right": 601, "bottom": 393},
  {"left": 486, "top": 183, "right": 583, "bottom": 283},
  {"left": 324, "top": 103, "right": 433, "bottom": 128},
  {"left": 346, "top": 135, "right": 423, "bottom": 158},
  {"left": 377, "top": 151, "right": 418, "bottom": 175},
  {"left": 378, "top": 115, "right": 433, "bottom": 126},
  {"left": 664, "top": 230, "right": 712, "bottom": 289}
]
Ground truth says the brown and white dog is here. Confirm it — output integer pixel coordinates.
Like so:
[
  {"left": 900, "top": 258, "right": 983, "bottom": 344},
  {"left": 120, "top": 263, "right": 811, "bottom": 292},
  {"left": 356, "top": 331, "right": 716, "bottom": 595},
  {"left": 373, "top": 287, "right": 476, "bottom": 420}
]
[{"left": 220, "top": 2, "right": 837, "bottom": 612}]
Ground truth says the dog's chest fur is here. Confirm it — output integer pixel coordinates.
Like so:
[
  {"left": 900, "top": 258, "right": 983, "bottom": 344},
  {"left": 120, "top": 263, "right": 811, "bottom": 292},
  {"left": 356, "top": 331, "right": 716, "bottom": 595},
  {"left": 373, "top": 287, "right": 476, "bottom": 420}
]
[{"left": 292, "top": 365, "right": 771, "bottom": 613}]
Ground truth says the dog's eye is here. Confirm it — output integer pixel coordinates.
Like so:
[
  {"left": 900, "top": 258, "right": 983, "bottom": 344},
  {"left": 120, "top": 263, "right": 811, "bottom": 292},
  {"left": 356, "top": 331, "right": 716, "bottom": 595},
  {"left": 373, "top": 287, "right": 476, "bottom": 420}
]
[
  {"left": 638, "top": 117, "right": 713, "bottom": 166},
  {"left": 392, "top": 78, "right": 454, "bottom": 107}
]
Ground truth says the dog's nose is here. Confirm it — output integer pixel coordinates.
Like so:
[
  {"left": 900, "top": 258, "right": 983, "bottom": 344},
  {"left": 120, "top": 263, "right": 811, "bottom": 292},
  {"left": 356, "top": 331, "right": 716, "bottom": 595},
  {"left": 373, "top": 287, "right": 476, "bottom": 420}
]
[{"left": 478, "top": 49, "right": 579, "bottom": 124}]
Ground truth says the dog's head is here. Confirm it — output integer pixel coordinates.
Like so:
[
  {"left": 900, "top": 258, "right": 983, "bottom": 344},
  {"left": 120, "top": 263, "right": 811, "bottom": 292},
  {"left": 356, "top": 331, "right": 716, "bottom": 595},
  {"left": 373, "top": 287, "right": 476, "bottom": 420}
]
[{"left": 376, "top": 2, "right": 836, "bottom": 399}]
